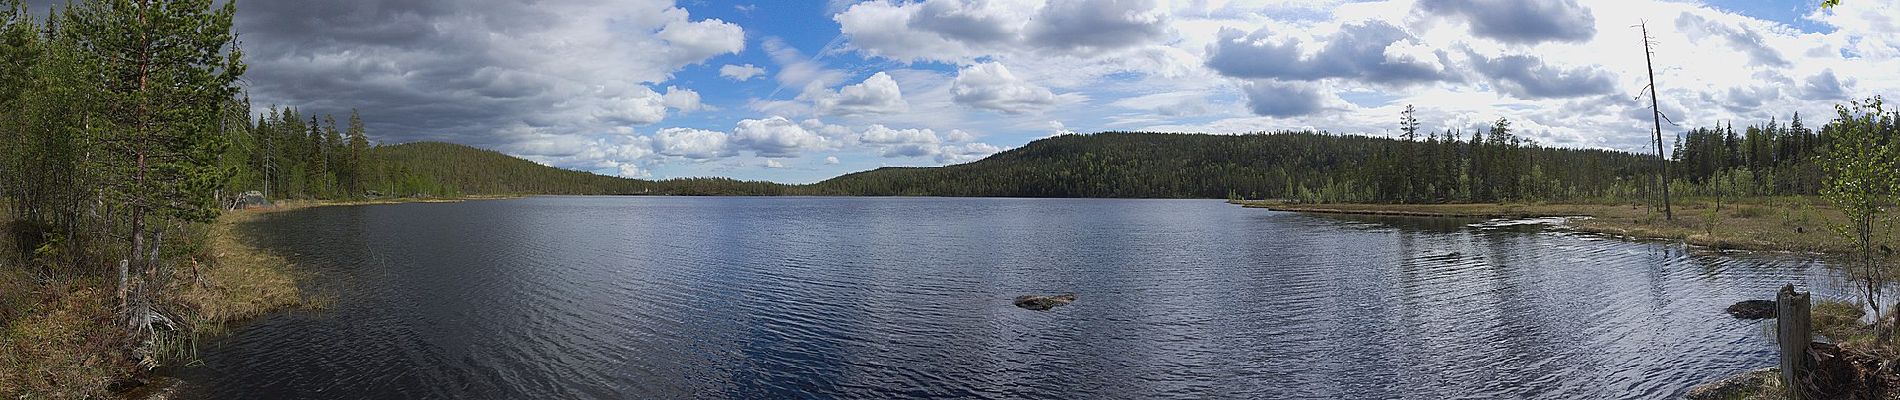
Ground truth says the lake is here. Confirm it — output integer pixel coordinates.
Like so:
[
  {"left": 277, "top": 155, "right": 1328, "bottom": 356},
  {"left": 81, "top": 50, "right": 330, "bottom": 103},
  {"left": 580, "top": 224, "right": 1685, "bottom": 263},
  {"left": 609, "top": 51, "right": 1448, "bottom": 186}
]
[{"left": 173, "top": 196, "right": 1848, "bottom": 399}]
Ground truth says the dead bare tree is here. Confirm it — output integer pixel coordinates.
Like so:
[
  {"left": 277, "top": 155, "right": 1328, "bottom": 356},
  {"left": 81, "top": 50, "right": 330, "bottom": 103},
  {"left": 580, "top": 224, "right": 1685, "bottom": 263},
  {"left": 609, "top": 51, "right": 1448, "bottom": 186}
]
[{"left": 1636, "top": 21, "right": 1674, "bottom": 221}]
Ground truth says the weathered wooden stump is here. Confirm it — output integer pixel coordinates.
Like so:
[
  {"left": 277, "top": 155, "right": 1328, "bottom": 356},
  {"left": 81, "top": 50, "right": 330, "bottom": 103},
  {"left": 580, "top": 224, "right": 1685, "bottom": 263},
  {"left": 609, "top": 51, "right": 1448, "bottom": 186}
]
[{"left": 1777, "top": 284, "right": 1811, "bottom": 400}]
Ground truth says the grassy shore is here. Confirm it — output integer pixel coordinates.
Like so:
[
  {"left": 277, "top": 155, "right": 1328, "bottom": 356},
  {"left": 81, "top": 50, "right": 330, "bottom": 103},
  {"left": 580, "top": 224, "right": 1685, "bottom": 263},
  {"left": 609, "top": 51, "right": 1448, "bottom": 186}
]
[
  {"left": 1, "top": 195, "right": 519, "bottom": 398},
  {"left": 1233, "top": 197, "right": 1900, "bottom": 397},
  {"left": 1232, "top": 196, "right": 1861, "bottom": 254}
]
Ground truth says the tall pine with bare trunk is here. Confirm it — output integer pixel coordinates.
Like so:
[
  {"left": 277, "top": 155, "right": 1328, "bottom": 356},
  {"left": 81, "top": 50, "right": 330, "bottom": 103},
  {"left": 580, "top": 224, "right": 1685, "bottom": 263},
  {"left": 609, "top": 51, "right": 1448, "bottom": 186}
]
[{"left": 61, "top": 0, "right": 245, "bottom": 341}]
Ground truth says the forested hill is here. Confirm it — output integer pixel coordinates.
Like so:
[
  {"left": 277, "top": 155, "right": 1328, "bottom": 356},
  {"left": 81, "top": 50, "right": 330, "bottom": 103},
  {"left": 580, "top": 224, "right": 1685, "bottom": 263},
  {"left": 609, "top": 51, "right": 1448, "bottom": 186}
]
[
  {"left": 383, "top": 130, "right": 1663, "bottom": 202},
  {"left": 372, "top": 142, "right": 648, "bottom": 195},
  {"left": 801, "top": 131, "right": 1658, "bottom": 201},
  {"left": 369, "top": 142, "right": 790, "bottom": 196}
]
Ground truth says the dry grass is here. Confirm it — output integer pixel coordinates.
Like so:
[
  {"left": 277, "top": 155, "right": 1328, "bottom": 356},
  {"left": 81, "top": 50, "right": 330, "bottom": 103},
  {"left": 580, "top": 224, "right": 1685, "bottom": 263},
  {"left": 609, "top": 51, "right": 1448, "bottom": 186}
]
[
  {"left": 1, "top": 195, "right": 515, "bottom": 397},
  {"left": 0, "top": 201, "right": 362, "bottom": 398},
  {"left": 1814, "top": 299, "right": 1874, "bottom": 344},
  {"left": 1235, "top": 196, "right": 1859, "bottom": 254},
  {"left": 1730, "top": 370, "right": 1787, "bottom": 400},
  {"left": 172, "top": 210, "right": 307, "bottom": 336},
  {"left": 0, "top": 281, "right": 125, "bottom": 399}
]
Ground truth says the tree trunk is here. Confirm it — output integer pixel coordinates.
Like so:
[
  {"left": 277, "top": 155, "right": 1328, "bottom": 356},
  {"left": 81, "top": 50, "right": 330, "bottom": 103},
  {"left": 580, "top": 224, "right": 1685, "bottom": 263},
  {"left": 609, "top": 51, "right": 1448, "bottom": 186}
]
[{"left": 1778, "top": 284, "right": 1811, "bottom": 399}]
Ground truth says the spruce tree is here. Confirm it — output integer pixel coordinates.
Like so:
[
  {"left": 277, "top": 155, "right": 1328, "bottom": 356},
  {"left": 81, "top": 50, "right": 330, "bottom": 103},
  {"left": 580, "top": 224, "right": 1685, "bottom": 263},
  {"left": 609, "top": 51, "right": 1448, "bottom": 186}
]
[{"left": 346, "top": 109, "right": 369, "bottom": 196}]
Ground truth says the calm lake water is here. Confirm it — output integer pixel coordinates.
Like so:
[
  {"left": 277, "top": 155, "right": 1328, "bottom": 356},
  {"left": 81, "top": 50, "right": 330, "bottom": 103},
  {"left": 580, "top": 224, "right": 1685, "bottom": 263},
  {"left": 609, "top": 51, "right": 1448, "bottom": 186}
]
[{"left": 175, "top": 197, "right": 1851, "bottom": 399}]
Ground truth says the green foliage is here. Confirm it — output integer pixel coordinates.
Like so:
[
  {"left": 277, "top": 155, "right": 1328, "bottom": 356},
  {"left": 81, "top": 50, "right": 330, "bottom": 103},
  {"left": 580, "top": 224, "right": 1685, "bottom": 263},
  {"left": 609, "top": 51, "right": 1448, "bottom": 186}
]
[
  {"left": 370, "top": 142, "right": 639, "bottom": 196},
  {"left": 345, "top": 142, "right": 785, "bottom": 196},
  {"left": 64, "top": 0, "right": 246, "bottom": 226},
  {"left": 1818, "top": 96, "right": 1900, "bottom": 323},
  {"left": 1820, "top": 97, "right": 1898, "bottom": 233},
  {"left": 1673, "top": 113, "right": 1827, "bottom": 195},
  {"left": 800, "top": 130, "right": 1652, "bottom": 201}
]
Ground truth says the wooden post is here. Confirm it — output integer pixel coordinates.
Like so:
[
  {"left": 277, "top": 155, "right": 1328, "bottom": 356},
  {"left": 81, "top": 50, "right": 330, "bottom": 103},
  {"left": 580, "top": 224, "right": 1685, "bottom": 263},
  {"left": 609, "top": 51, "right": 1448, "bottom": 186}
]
[{"left": 1777, "top": 284, "right": 1811, "bottom": 399}]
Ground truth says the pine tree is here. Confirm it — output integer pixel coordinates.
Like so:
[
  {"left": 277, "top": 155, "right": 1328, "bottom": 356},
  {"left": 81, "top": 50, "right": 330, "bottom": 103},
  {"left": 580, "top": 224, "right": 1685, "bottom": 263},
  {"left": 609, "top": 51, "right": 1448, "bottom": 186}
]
[{"left": 62, "top": 0, "right": 246, "bottom": 332}]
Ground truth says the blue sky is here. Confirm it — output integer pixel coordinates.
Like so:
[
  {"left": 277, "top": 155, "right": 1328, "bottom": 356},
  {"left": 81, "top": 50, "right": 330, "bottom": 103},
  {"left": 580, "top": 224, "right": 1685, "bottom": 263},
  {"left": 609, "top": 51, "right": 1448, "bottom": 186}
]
[{"left": 197, "top": 0, "right": 1900, "bottom": 183}]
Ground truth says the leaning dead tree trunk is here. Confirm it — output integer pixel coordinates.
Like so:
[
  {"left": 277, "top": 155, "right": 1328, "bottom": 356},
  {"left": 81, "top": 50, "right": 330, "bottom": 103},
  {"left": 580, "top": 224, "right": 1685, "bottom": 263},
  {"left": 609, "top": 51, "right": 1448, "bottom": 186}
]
[
  {"left": 1778, "top": 284, "right": 1812, "bottom": 399},
  {"left": 1637, "top": 22, "right": 1673, "bottom": 221}
]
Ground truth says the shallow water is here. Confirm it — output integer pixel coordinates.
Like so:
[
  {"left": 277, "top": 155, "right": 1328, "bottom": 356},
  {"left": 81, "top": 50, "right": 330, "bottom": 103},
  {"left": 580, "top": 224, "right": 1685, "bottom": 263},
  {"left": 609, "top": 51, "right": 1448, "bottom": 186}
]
[{"left": 174, "top": 197, "right": 1849, "bottom": 399}]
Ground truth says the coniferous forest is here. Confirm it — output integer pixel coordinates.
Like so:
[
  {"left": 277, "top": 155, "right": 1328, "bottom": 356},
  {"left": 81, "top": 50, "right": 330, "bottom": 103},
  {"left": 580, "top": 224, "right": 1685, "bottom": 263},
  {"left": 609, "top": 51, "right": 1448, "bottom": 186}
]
[
  {"left": 9, "top": 0, "right": 1900, "bottom": 397},
  {"left": 1, "top": 0, "right": 1890, "bottom": 281}
]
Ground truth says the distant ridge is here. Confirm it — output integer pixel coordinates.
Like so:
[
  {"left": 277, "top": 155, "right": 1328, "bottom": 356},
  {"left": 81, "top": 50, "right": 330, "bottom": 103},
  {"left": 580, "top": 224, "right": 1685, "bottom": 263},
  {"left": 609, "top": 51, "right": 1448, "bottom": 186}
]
[
  {"left": 391, "top": 131, "right": 1653, "bottom": 199},
  {"left": 372, "top": 142, "right": 785, "bottom": 196},
  {"left": 801, "top": 131, "right": 1651, "bottom": 199}
]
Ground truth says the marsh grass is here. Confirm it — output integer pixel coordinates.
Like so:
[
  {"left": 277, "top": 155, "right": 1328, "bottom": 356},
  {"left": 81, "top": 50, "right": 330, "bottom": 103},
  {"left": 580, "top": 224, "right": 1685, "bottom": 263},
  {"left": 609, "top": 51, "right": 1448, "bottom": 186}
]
[
  {"left": 2, "top": 206, "right": 315, "bottom": 398},
  {"left": 1814, "top": 299, "right": 1872, "bottom": 344}
]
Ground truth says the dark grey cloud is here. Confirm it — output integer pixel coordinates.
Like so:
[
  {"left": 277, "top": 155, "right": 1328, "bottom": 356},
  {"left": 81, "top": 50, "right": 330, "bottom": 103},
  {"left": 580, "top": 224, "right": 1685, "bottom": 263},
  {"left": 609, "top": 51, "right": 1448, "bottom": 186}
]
[
  {"left": 1418, "top": 0, "right": 1596, "bottom": 45},
  {"left": 1205, "top": 21, "right": 1453, "bottom": 85},
  {"left": 1467, "top": 51, "right": 1616, "bottom": 99},
  {"left": 1803, "top": 69, "right": 1853, "bottom": 100},
  {"left": 1719, "top": 85, "right": 1779, "bottom": 113},
  {"left": 1675, "top": 12, "right": 1789, "bottom": 68},
  {"left": 25, "top": 0, "right": 746, "bottom": 155},
  {"left": 1240, "top": 80, "right": 1326, "bottom": 117},
  {"left": 836, "top": 0, "right": 1167, "bottom": 63},
  {"left": 1027, "top": 0, "right": 1169, "bottom": 52}
]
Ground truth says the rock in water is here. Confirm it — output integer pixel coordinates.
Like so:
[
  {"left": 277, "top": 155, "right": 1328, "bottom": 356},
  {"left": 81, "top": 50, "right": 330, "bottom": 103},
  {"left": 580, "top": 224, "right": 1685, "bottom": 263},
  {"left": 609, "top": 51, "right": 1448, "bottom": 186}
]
[
  {"left": 1014, "top": 294, "right": 1076, "bottom": 311},
  {"left": 1684, "top": 367, "right": 1775, "bottom": 400},
  {"left": 1727, "top": 299, "right": 1776, "bottom": 319}
]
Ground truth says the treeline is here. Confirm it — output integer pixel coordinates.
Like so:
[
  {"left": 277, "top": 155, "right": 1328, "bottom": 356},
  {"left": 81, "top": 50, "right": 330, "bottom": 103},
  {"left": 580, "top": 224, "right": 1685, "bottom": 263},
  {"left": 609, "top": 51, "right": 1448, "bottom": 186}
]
[
  {"left": 1670, "top": 114, "right": 1829, "bottom": 197},
  {"left": 801, "top": 127, "right": 1656, "bottom": 202},
  {"left": 235, "top": 109, "right": 665, "bottom": 199},
  {"left": 367, "top": 142, "right": 791, "bottom": 196},
  {"left": 798, "top": 105, "right": 1881, "bottom": 204}
]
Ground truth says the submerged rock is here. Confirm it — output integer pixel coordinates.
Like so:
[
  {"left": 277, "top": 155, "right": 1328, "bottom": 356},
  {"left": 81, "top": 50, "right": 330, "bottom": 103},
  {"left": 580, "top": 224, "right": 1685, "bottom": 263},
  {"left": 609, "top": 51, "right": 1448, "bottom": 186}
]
[
  {"left": 1727, "top": 299, "right": 1777, "bottom": 319},
  {"left": 1014, "top": 294, "right": 1076, "bottom": 311},
  {"left": 1684, "top": 367, "right": 1775, "bottom": 400}
]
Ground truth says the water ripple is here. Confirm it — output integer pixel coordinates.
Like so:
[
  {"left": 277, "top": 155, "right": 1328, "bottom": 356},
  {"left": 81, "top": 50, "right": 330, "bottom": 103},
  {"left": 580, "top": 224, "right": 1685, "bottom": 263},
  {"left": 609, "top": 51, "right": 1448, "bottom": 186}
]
[{"left": 173, "top": 197, "right": 1853, "bottom": 399}]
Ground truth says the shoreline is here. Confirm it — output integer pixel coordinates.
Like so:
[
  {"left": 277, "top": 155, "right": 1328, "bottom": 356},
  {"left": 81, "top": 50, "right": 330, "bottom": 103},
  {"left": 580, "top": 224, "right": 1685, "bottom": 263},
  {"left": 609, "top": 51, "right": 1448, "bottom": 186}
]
[
  {"left": 1236, "top": 198, "right": 1874, "bottom": 398},
  {"left": 146, "top": 195, "right": 528, "bottom": 394},
  {"left": 262, "top": 194, "right": 527, "bottom": 210},
  {"left": 0, "top": 195, "right": 520, "bottom": 398},
  {"left": 1230, "top": 198, "right": 1850, "bottom": 254}
]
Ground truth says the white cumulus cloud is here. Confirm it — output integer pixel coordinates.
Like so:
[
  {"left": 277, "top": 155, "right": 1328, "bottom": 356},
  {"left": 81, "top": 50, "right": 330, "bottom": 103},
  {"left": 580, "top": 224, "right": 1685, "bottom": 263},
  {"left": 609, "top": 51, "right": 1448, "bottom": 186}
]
[
  {"left": 735, "top": 116, "right": 834, "bottom": 157},
  {"left": 720, "top": 64, "right": 767, "bottom": 81},
  {"left": 652, "top": 127, "right": 732, "bottom": 159},
  {"left": 952, "top": 62, "right": 1058, "bottom": 113},
  {"left": 814, "top": 72, "right": 910, "bottom": 116}
]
